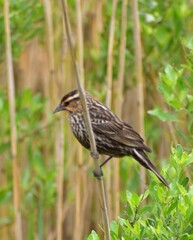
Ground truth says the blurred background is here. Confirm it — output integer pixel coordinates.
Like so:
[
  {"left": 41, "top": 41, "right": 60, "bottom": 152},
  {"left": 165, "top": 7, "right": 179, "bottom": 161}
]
[{"left": 1, "top": 0, "right": 193, "bottom": 239}]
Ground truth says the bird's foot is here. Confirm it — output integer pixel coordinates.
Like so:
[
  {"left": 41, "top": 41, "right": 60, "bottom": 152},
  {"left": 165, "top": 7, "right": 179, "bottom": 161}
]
[{"left": 93, "top": 168, "right": 103, "bottom": 180}]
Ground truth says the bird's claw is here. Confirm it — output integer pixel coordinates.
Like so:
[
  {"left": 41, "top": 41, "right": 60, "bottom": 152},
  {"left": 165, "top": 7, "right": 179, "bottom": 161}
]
[{"left": 93, "top": 169, "right": 103, "bottom": 180}]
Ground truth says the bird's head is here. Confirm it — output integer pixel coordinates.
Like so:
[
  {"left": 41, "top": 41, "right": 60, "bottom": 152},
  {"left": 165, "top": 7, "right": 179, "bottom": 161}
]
[{"left": 53, "top": 89, "right": 82, "bottom": 114}]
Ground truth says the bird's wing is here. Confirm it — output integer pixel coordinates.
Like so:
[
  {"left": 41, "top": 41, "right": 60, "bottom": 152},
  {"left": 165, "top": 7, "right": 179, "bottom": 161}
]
[{"left": 92, "top": 120, "right": 151, "bottom": 152}]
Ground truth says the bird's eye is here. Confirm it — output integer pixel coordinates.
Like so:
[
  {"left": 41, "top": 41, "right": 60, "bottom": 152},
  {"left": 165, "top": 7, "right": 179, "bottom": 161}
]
[{"left": 64, "top": 101, "right": 69, "bottom": 106}]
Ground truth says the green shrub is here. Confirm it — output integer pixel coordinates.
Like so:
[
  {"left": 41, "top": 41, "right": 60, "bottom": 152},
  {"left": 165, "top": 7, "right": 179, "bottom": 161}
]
[{"left": 88, "top": 145, "right": 193, "bottom": 240}]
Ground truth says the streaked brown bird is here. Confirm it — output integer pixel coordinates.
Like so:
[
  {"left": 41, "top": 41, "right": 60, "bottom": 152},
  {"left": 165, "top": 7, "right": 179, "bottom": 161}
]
[{"left": 54, "top": 89, "right": 169, "bottom": 188}]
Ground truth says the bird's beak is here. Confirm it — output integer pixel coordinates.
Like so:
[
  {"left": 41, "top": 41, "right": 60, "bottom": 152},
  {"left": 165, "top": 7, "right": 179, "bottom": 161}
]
[{"left": 53, "top": 105, "right": 65, "bottom": 113}]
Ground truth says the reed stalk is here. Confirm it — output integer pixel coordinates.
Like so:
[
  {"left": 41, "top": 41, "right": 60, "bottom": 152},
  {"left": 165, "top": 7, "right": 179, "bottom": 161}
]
[
  {"left": 114, "top": 0, "right": 128, "bottom": 218},
  {"left": 60, "top": 0, "right": 111, "bottom": 239},
  {"left": 106, "top": 0, "right": 118, "bottom": 220},
  {"left": 132, "top": 0, "right": 146, "bottom": 193},
  {"left": 4, "top": 1, "right": 22, "bottom": 239},
  {"left": 74, "top": 0, "right": 84, "bottom": 239},
  {"left": 43, "top": 0, "right": 56, "bottom": 106},
  {"left": 43, "top": 1, "right": 65, "bottom": 239}
]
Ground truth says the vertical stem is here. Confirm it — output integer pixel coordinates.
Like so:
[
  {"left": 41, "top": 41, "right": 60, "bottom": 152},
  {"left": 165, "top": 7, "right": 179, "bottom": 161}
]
[
  {"left": 106, "top": 0, "right": 118, "bottom": 221},
  {"left": 106, "top": 0, "right": 118, "bottom": 107},
  {"left": 95, "top": 0, "right": 103, "bottom": 50},
  {"left": 44, "top": 1, "right": 64, "bottom": 239},
  {"left": 74, "top": 0, "right": 84, "bottom": 239},
  {"left": 43, "top": 0, "right": 56, "bottom": 107},
  {"left": 114, "top": 0, "right": 128, "bottom": 218},
  {"left": 98, "top": 179, "right": 110, "bottom": 240},
  {"left": 76, "top": 0, "right": 84, "bottom": 86},
  {"left": 132, "top": 0, "right": 146, "bottom": 192},
  {"left": 57, "top": 22, "right": 67, "bottom": 240},
  {"left": 56, "top": 35, "right": 65, "bottom": 240},
  {"left": 58, "top": 18, "right": 64, "bottom": 240},
  {"left": 116, "top": 0, "right": 127, "bottom": 116},
  {"left": 4, "top": 1, "right": 22, "bottom": 240},
  {"left": 38, "top": 201, "right": 44, "bottom": 240},
  {"left": 60, "top": 1, "right": 110, "bottom": 239},
  {"left": 55, "top": 115, "right": 64, "bottom": 240}
]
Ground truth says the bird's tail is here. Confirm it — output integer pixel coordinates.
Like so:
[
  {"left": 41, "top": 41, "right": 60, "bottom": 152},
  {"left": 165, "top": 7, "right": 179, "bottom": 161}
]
[{"left": 133, "top": 149, "right": 169, "bottom": 188}]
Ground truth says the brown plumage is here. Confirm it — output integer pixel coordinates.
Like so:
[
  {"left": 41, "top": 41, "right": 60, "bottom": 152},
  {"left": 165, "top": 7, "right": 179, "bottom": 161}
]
[{"left": 54, "top": 89, "right": 169, "bottom": 188}]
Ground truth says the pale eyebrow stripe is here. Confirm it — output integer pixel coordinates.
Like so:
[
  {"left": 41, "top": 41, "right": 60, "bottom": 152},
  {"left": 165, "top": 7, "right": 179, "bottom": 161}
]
[{"left": 64, "top": 94, "right": 79, "bottom": 103}]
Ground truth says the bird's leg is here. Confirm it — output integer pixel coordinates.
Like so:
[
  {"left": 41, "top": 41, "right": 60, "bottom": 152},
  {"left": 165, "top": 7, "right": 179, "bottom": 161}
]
[
  {"left": 100, "top": 156, "right": 113, "bottom": 168},
  {"left": 93, "top": 156, "right": 113, "bottom": 179}
]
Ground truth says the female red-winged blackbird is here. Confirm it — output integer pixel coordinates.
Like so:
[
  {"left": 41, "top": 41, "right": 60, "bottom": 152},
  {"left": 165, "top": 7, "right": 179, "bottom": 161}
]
[{"left": 54, "top": 89, "right": 169, "bottom": 188}]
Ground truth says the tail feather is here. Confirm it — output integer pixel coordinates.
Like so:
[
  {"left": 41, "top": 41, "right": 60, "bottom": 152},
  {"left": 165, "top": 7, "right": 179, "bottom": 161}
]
[{"left": 133, "top": 149, "right": 169, "bottom": 188}]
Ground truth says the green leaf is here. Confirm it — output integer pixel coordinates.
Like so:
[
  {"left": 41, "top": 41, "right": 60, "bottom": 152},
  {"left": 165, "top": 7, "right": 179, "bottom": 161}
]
[
  {"left": 186, "top": 94, "right": 193, "bottom": 112},
  {"left": 148, "top": 108, "right": 178, "bottom": 122},
  {"left": 185, "top": 150, "right": 193, "bottom": 165},
  {"left": 138, "top": 206, "right": 151, "bottom": 215},
  {"left": 164, "top": 65, "right": 178, "bottom": 87},
  {"left": 87, "top": 230, "right": 100, "bottom": 240},
  {"left": 177, "top": 183, "right": 187, "bottom": 196},
  {"left": 166, "top": 199, "right": 178, "bottom": 214},
  {"left": 110, "top": 221, "right": 118, "bottom": 235},
  {"left": 183, "top": 36, "right": 193, "bottom": 51},
  {"left": 0, "top": 188, "right": 12, "bottom": 206},
  {"left": 176, "top": 144, "right": 183, "bottom": 159},
  {"left": 0, "top": 142, "right": 9, "bottom": 153},
  {"left": 180, "top": 234, "right": 189, "bottom": 240},
  {"left": 155, "top": 27, "right": 170, "bottom": 45}
]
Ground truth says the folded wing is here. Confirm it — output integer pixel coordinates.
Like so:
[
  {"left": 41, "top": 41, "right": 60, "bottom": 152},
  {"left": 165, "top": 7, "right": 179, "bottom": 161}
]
[{"left": 92, "top": 120, "right": 151, "bottom": 153}]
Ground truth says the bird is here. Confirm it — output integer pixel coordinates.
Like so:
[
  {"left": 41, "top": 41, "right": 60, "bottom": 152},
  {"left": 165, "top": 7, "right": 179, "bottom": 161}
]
[{"left": 53, "top": 89, "right": 169, "bottom": 188}]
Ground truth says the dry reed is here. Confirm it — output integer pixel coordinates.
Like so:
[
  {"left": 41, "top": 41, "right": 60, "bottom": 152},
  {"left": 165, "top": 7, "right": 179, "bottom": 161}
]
[
  {"left": 132, "top": 0, "right": 146, "bottom": 193},
  {"left": 4, "top": 1, "right": 23, "bottom": 239},
  {"left": 114, "top": 0, "right": 128, "bottom": 218},
  {"left": 74, "top": 0, "right": 84, "bottom": 239},
  {"left": 60, "top": 0, "right": 110, "bottom": 239},
  {"left": 106, "top": 0, "right": 118, "bottom": 221}
]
